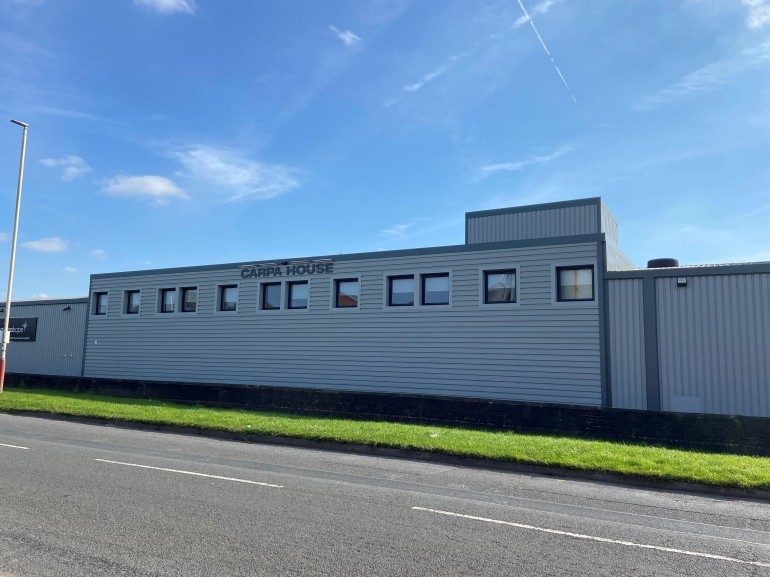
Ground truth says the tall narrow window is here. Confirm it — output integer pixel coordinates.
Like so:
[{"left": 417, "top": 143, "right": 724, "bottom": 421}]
[
  {"left": 125, "top": 290, "right": 141, "bottom": 314},
  {"left": 422, "top": 273, "right": 449, "bottom": 305},
  {"left": 159, "top": 289, "right": 176, "bottom": 313},
  {"left": 181, "top": 287, "right": 197, "bottom": 312},
  {"left": 485, "top": 270, "right": 516, "bottom": 304},
  {"left": 557, "top": 266, "right": 594, "bottom": 301},
  {"left": 262, "top": 283, "right": 281, "bottom": 310},
  {"left": 288, "top": 281, "right": 308, "bottom": 309},
  {"left": 388, "top": 275, "right": 414, "bottom": 307},
  {"left": 93, "top": 292, "right": 108, "bottom": 315},
  {"left": 219, "top": 285, "right": 238, "bottom": 311},
  {"left": 335, "top": 279, "right": 359, "bottom": 308}
]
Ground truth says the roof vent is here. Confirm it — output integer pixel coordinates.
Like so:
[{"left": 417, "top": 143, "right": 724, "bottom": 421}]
[{"left": 647, "top": 258, "right": 679, "bottom": 269}]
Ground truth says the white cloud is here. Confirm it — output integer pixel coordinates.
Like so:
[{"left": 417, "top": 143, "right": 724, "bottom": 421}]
[
  {"left": 40, "top": 155, "right": 91, "bottom": 181},
  {"left": 480, "top": 144, "right": 574, "bottom": 176},
  {"left": 32, "top": 293, "right": 51, "bottom": 299},
  {"left": 380, "top": 216, "right": 458, "bottom": 242},
  {"left": 0, "top": 232, "right": 7, "bottom": 241},
  {"left": 91, "top": 249, "right": 107, "bottom": 260},
  {"left": 22, "top": 237, "right": 67, "bottom": 253},
  {"left": 744, "top": 0, "right": 770, "bottom": 28},
  {"left": 172, "top": 146, "right": 299, "bottom": 202},
  {"left": 403, "top": 56, "right": 459, "bottom": 92},
  {"left": 381, "top": 223, "right": 413, "bottom": 238},
  {"left": 635, "top": 42, "right": 770, "bottom": 111},
  {"left": 64, "top": 266, "right": 76, "bottom": 273},
  {"left": 328, "top": 25, "right": 361, "bottom": 47},
  {"left": 133, "top": 0, "right": 195, "bottom": 15},
  {"left": 513, "top": 0, "right": 562, "bottom": 28},
  {"left": 103, "top": 175, "right": 189, "bottom": 205}
]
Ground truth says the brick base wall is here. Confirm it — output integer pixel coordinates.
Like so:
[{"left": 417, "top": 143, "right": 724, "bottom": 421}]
[{"left": 7, "top": 373, "right": 770, "bottom": 457}]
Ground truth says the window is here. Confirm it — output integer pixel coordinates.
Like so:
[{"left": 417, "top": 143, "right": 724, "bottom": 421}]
[
  {"left": 485, "top": 270, "right": 516, "bottom": 304},
  {"left": 159, "top": 289, "right": 176, "bottom": 313},
  {"left": 181, "top": 287, "right": 197, "bottom": 312},
  {"left": 288, "top": 281, "right": 308, "bottom": 309},
  {"left": 93, "top": 292, "right": 108, "bottom": 315},
  {"left": 219, "top": 285, "right": 238, "bottom": 311},
  {"left": 557, "top": 266, "right": 594, "bottom": 301},
  {"left": 422, "top": 273, "right": 449, "bottom": 306},
  {"left": 125, "top": 290, "right": 141, "bottom": 314},
  {"left": 388, "top": 275, "right": 415, "bottom": 306},
  {"left": 335, "top": 279, "right": 359, "bottom": 308},
  {"left": 262, "top": 283, "right": 281, "bottom": 310}
]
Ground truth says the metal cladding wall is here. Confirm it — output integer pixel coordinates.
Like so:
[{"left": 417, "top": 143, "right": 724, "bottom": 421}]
[
  {"left": 465, "top": 199, "right": 604, "bottom": 244},
  {"left": 605, "top": 241, "right": 636, "bottom": 271},
  {"left": 607, "top": 279, "right": 646, "bottom": 410},
  {"left": 656, "top": 273, "right": 770, "bottom": 417},
  {"left": 2, "top": 298, "right": 88, "bottom": 377},
  {"left": 84, "top": 240, "right": 603, "bottom": 406},
  {"left": 599, "top": 201, "right": 620, "bottom": 244}
]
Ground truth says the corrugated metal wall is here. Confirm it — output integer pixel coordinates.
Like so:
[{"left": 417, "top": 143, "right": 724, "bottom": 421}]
[
  {"left": 84, "top": 242, "right": 602, "bottom": 406},
  {"left": 599, "top": 201, "right": 619, "bottom": 244},
  {"left": 605, "top": 241, "right": 636, "bottom": 271},
  {"left": 607, "top": 279, "right": 646, "bottom": 409},
  {"left": 466, "top": 204, "right": 599, "bottom": 244},
  {"left": 3, "top": 299, "right": 88, "bottom": 376},
  {"left": 656, "top": 274, "right": 770, "bottom": 417}
]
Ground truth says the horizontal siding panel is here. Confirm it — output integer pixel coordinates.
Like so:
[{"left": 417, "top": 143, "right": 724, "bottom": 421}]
[{"left": 85, "top": 242, "right": 601, "bottom": 405}]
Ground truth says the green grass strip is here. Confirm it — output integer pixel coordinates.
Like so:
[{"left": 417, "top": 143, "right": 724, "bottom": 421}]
[{"left": 1, "top": 387, "right": 769, "bottom": 490}]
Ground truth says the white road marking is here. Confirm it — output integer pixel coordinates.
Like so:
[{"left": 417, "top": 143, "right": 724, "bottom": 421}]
[
  {"left": 412, "top": 507, "right": 770, "bottom": 568},
  {"left": 0, "top": 442, "right": 29, "bottom": 450},
  {"left": 94, "top": 459, "right": 283, "bottom": 488}
]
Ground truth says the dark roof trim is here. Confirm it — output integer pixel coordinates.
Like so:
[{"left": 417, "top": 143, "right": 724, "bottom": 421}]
[
  {"left": 606, "top": 262, "right": 770, "bottom": 279},
  {"left": 465, "top": 197, "right": 602, "bottom": 220},
  {"left": 90, "top": 234, "right": 604, "bottom": 280},
  {"left": 0, "top": 297, "right": 89, "bottom": 307}
]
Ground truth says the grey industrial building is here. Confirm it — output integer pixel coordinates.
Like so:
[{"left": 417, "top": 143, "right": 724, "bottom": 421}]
[{"left": 4, "top": 197, "right": 769, "bottom": 418}]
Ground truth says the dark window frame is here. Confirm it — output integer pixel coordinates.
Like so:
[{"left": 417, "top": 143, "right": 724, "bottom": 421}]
[
  {"left": 180, "top": 287, "right": 197, "bottom": 313},
  {"left": 93, "top": 292, "right": 108, "bottom": 315},
  {"left": 556, "top": 265, "right": 595, "bottom": 302},
  {"left": 261, "top": 282, "right": 282, "bottom": 310},
  {"left": 124, "top": 290, "right": 141, "bottom": 315},
  {"left": 484, "top": 269, "right": 517, "bottom": 304},
  {"left": 334, "top": 278, "right": 359, "bottom": 309},
  {"left": 219, "top": 284, "right": 238, "bottom": 312},
  {"left": 388, "top": 275, "right": 415, "bottom": 307},
  {"left": 287, "top": 281, "right": 309, "bottom": 310},
  {"left": 421, "top": 273, "right": 450, "bottom": 306},
  {"left": 159, "top": 288, "right": 176, "bottom": 313}
]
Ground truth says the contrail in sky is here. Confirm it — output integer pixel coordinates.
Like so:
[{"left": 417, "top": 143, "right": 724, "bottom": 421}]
[{"left": 515, "top": 0, "right": 577, "bottom": 103}]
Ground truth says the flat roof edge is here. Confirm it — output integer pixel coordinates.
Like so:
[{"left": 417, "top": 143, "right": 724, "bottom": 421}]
[
  {"left": 90, "top": 234, "right": 604, "bottom": 280},
  {"left": 1, "top": 297, "right": 89, "bottom": 306},
  {"left": 465, "top": 197, "right": 602, "bottom": 220},
  {"left": 606, "top": 262, "right": 770, "bottom": 278}
]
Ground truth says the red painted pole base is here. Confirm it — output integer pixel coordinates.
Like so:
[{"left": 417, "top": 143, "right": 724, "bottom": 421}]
[{"left": 0, "top": 358, "right": 5, "bottom": 394}]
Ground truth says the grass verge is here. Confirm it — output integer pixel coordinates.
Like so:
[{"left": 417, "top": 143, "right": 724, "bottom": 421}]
[{"left": 1, "top": 387, "right": 769, "bottom": 491}]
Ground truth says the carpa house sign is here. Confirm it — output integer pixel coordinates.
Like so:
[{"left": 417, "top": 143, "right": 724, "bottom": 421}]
[{"left": 239, "top": 258, "right": 334, "bottom": 279}]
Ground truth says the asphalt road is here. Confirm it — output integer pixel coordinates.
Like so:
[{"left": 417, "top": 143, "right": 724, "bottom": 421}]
[{"left": 1, "top": 414, "right": 769, "bottom": 576}]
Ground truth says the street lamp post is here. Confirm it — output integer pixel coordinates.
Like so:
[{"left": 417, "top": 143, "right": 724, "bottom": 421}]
[{"left": 0, "top": 119, "right": 29, "bottom": 394}]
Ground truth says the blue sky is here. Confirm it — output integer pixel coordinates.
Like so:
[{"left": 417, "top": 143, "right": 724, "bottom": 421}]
[{"left": 0, "top": 0, "right": 769, "bottom": 299}]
